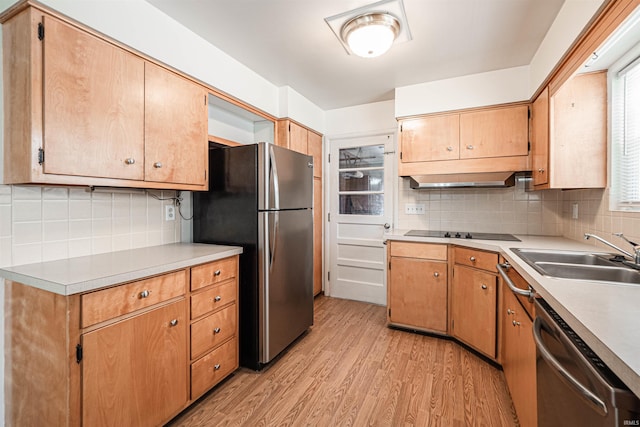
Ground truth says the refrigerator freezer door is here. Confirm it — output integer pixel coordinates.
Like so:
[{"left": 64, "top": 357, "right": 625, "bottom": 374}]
[
  {"left": 258, "top": 209, "right": 313, "bottom": 364},
  {"left": 259, "top": 143, "right": 313, "bottom": 211}
]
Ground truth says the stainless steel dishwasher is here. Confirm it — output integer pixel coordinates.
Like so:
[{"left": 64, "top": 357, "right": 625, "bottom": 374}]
[{"left": 534, "top": 298, "right": 640, "bottom": 426}]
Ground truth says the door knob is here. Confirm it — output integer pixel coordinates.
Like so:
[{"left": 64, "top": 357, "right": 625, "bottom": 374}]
[{"left": 383, "top": 223, "right": 391, "bottom": 230}]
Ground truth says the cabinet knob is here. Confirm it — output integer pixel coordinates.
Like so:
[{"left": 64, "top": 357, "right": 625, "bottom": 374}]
[
  {"left": 125, "top": 158, "right": 135, "bottom": 165},
  {"left": 538, "top": 168, "right": 545, "bottom": 173},
  {"left": 213, "top": 327, "right": 221, "bottom": 334},
  {"left": 153, "top": 161, "right": 163, "bottom": 168},
  {"left": 169, "top": 319, "right": 178, "bottom": 327},
  {"left": 214, "top": 364, "right": 221, "bottom": 371},
  {"left": 214, "top": 295, "right": 222, "bottom": 302},
  {"left": 466, "top": 145, "right": 474, "bottom": 150},
  {"left": 433, "top": 272, "right": 440, "bottom": 278},
  {"left": 507, "top": 309, "right": 513, "bottom": 315},
  {"left": 139, "top": 289, "right": 150, "bottom": 299},
  {"left": 512, "top": 320, "right": 520, "bottom": 327},
  {"left": 469, "top": 256, "right": 476, "bottom": 262},
  {"left": 446, "top": 146, "right": 454, "bottom": 151},
  {"left": 481, "top": 284, "right": 487, "bottom": 290},
  {"left": 214, "top": 270, "right": 221, "bottom": 276}
]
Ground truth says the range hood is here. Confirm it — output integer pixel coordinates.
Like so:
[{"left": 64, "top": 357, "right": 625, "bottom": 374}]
[{"left": 409, "top": 172, "right": 517, "bottom": 189}]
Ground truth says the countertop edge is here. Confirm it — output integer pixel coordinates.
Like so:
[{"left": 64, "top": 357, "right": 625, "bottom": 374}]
[{"left": 0, "top": 243, "right": 243, "bottom": 296}]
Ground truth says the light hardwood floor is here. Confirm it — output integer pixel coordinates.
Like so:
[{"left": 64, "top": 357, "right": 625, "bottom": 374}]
[{"left": 168, "top": 296, "right": 518, "bottom": 426}]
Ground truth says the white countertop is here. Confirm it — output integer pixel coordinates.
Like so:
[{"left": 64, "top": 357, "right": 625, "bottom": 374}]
[
  {"left": 0, "top": 243, "right": 243, "bottom": 295},
  {"left": 386, "top": 230, "right": 640, "bottom": 399}
]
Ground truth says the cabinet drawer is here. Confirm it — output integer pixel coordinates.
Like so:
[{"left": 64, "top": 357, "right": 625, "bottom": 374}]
[
  {"left": 454, "top": 247, "right": 498, "bottom": 271},
  {"left": 191, "top": 337, "right": 237, "bottom": 399},
  {"left": 191, "top": 257, "right": 238, "bottom": 291},
  {"left": 390, "top": 241, "right": 447, "bottom": 260},
  {"left": 191, "top": 279, "right": 237, "bottom": 320},
  {"left": 81, "top": 270, "right": 187, "bottom": 328},
  {"left": 191, "top": 304, "right": 236, "bottom": 358}
]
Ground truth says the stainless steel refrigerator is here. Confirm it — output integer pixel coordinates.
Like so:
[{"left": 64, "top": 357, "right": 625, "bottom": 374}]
[{"left": 193, "top": 142, "right": 314, "bottom": 370}]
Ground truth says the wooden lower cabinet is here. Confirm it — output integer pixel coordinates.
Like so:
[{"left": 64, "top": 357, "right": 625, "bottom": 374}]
[
  {"left": 450, "top": 265, "right": 497, "bottom": 358},
  {"left": 501, "top": 268, "right": 537, "bottom": 427},
  {"left": 5, "top": 254, "right": 240, "bottom": 427},
  {"left": 82, "top": 300, "right": 188, "bottom": 427},
  {"left": 387, "top": 241, "right": 448, "bottom": 333}
]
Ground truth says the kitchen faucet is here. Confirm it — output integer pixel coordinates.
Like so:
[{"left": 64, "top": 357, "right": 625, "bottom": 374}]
[{"left": 584, "top": 232, "right": 640, "bottom": 264}]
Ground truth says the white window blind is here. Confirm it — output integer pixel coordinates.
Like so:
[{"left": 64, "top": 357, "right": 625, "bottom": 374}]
[{"left": 611, "top": 58, "right": 640, "bottom": 210}]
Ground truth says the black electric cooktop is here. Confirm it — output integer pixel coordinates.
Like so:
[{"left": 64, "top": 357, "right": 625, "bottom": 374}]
[{"left": 405, "top": 230, "right": 521, "bottom": 242}]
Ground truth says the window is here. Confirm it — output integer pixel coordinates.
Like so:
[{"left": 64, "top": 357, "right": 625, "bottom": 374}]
[
  {"left": 338, "top": 145, "right": 385, "bottom": 215},
  {"left": 611, "top": 55, "right": 640, "bottom": 210}
]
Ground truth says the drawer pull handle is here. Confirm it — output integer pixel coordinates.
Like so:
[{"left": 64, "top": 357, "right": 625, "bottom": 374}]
[
  {"left": 481, "top": 284, "right": 487, "bottom": 290},
  {"left": 214, "top": 364, "right": 221, "bottom": 371},
  {"left": 469, "top": 256, "right": 476, "bottom": 262},
  {"left": 170, "top": 319, "right": 178, "bottom": 327},
  {"left": 153, "top": 161, "right": 162, "bottom": 168},
  {"left": 214, "top": 295, "right": 222, "bottom": 302},
  {"left": 433, "top": 272, "right": 440, "bottom": 278},
  {"left": 214, "top": 270, "right": 222, "bottom": 276},
  {"left": 125, "top": 158, "right": 135, "bottom": 165},
  {"left": 466, "top": 145, "right": 474, "bottom": 150},
  {"left": 139, "top": 290, "right": 150, "bottom": 299},
  {"left": 446, "top": 146, "right": 453, "bottom": 151},
  {"left": 213, "top": 327, "right": 221, "bottom": 334}
]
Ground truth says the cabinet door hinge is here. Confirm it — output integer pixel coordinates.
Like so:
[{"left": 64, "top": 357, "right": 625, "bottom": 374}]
[
  {"left": 327, "top": 271, "right": 330, "bottom": 281},
  {"left": 528, "top": 107, "right": 531, "bottom": 119},
  {"left": 400, "top": 152, "right": 403, "bottom": 160},
  {"left": 38, "top": 148, "right": 44, "bottom": 165},
  {"left": 388, "top": 261, "right": 391, "bottom": 270},
  {"left": 288, "top": 124, "right": 291, "bottom": 132},
  {"left": 528, "top": 141, "right": 531, "bottom": 152},
  {"left": 328, "top": 153, "right": 330, "bottom": 163},
  {"left": 204, "top": 94, "right": 207, "bottom": 105},
  {"left": 327, "top": 212, "right": 330, "bottom": 222},
  {"left": 37, "top": 22, "right": 44, "bottom": 40},
  {"left": 388, "top": 308, "right": 391, "bottom": 317},
  {"left": 400, "top": 124, "right": 403, "bottom": 132},
  {"left": 76, "top": 344, "right": 83, "bottom": 364}
]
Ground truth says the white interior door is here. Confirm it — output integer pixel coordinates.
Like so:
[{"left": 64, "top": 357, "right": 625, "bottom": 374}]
[{"left": 326, "top": 132, "right": 395, "bottom": 305}]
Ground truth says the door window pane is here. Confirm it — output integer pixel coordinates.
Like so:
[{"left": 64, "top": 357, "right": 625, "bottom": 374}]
[
  {"left": 339, "top": 194, "right": 384, "bottom": 215},
  {"left": 339, "top": 170, "right": 384, "bottom": 192},
  {"left": 339, "top": 145, "right": 384, "bottom": 168}
]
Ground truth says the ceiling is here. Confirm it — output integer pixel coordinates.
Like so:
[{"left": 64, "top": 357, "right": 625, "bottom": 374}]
[{"left": 145, "top": 0, "right": 566, "bottom": 111}]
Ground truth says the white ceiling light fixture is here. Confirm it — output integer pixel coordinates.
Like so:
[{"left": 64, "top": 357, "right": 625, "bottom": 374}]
[
  {"left": 325, "top": 0, "right": 412, "bottom": 59},
  {"left": 342, "top": 12, "right": 400, "bottom": 58}
]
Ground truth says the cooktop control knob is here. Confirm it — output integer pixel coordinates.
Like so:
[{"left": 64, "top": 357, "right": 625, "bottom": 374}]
[
  {"left": 465, "top": 233, "right": 472, "bottom": 239},
  {"left": 455, "top": 232, "right": 461, "bottom": 238},
  {"left": 444, "top": 232, "right": 451, "bottom": 237}
]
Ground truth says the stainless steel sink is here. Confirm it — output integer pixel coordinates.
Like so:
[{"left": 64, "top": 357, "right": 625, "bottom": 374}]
[
  {"left": 511, "top": 249, "right": 620, "bottom": 266},
  {"left": 534, "top": 262, "right": 640, "bottom": 284},
  {"left": 511, "top": 248, "right": 640, "bottom": 285}
]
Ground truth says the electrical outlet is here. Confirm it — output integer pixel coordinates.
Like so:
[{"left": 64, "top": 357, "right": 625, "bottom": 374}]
[
  {"left": 572, "top": 203, "right": 579, "bottom": 219},
  {"left": 165, "top": 205, "right": 176, "bottom": 221},
  {"left": 405, "top": 203, "right": 425, "bottom": 215}
]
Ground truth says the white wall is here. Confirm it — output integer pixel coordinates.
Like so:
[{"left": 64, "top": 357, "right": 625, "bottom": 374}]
[
  {"left": 325, "top": 100, "right": 396, "bottom": 136},
  {"left": 529, "top": 0, "right": 607, "bottom": 95},
  {"left": 278, "top": 86, "right": 326, "bottom": 134},
  {"left": 395, "top": 66, "right": 530, "bottom": 118}
]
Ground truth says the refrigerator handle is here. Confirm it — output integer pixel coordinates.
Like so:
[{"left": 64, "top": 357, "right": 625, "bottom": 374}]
[
  {"left": 270, "top": 211, "right": 279, "bottom": 271},
  {"left": 269, "top": 145, "right": 281, "bottom": 210}
]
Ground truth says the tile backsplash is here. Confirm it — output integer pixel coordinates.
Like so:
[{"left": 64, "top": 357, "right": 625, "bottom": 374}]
[
  {"left": 396, "top": 177, "right": 564, "bottom": 235},
  {"left": 0, "top": 184, "right": 180, "bottom": 267}
]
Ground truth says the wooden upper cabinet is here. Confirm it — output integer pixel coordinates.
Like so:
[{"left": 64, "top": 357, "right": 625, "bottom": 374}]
[
  {"left": 531, "top": 87, "right": 549, "bottom": 186},
  {"left": 459, "top": 105, "right": 529, "bottom": 159},
  {"left": 144, "top": 63, "right": 208, "bottom": 186},
  {"left": 43, "top": 14, "right": 145, "bottom": 180},
  {"left": 1, "top": 6, "right": 208, "bottom": 190},
  {"left": 289, "top": 122, "right": 308, "bottom": 154},
  {"left": 307, "top": 131, "right": 323, "bottom": 178},
  {"left": 397, "top": 104, "right": 530, "bottom": 176},
  {"left": 531, "top": 72, "right": 606, "bottom": 190},
  {"left": 549, "top": 72, "right": 607, "bottom": 189},
  {"left": 400, "top": 114, "right": 460, "bottom": 162}
]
